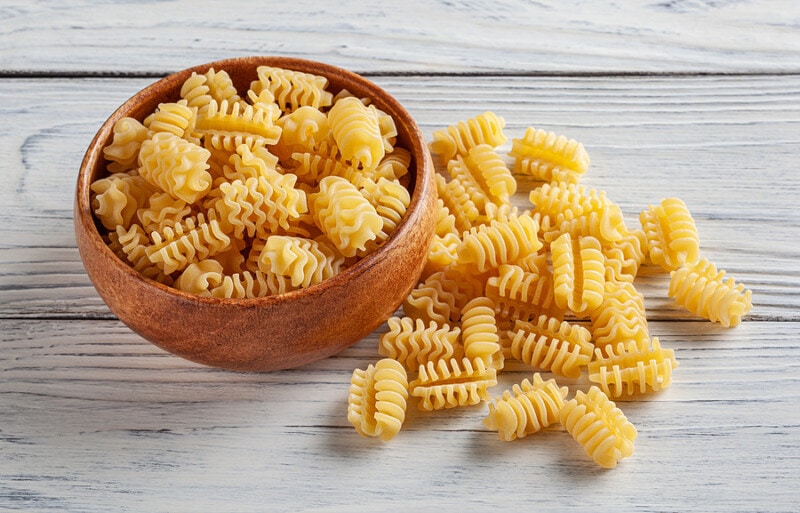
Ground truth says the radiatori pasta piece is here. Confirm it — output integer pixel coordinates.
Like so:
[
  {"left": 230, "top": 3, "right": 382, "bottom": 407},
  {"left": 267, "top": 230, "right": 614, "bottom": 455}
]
[
  {"left": 435, "top": 173, "right": 481, "bottom": 234},
  {"left": 91, "top": 172, "right": 156, "bottom": 230},
  {"left": 669, "top": 258, "right": 752, "bottom": 327},
  {"left": 446, "top": 156, "right": 491, "bottom": 213},
  {"left": 551, "top": 233, "right": 605, "bottom": 317},
  {"left": 257, "top": 235, "right": 344, "bottom": 289},
  {"left": 559, "top": 386, "right": 638, "bottom": 469},
  {"left": 174, "top": 259, "right": 225, "bottom": 295},
  {"left": 509, "top": 126, "right": 590, "bottom": 183},
  {"left": 103, "top": 117, "right": 149, "bottom": 173},
  {"left": 136, "top": 192, "right": 192, "bottom": 235},
  {"left": 505, "top": 316, "right": 593, "bottom": 379},
  {"left": 429, "top": 111, "right": 507, "bottom": 164},
  {"left": 347, "top": 358, "right": 409, "bottom": 442},
  {"left": 145, "top": 212, "right": 232, "bottom": 275},
  {"left": 310, "top": 176, "right": 383, "bottom": 257},
  {"left": 250, "top": 65, "right": 333, "bottom": 114},
  {"left": 485, "top": 263, "right": 563, "bottom": 322},
  {"left": 409, "top": 357, "right": 498, "bottom": 411},
  {"left": 589, "top": 337, "right": 679, "bottom": 397},
  {"left": 271, "top": 105, "right": 331, "bottom": 161},
  {"left": 483, "top": 374, "right": 568, "bottom": 441},
  {"left": 138, "top": 132, "right": 213, "bottom": 204},
  {"left": 456, "top": 214, "right": 542, "bottom": 273},
  {"left": 460, "top": 297, "right": 504, "bottom": 371},
  {"left": 402, "top": 265, "right": 485, "bottom": 326},
  {"left": 146, "top": 100, "right": 199, "bottom": 143},
  {"left": 357, "top": 177, "right": 411, "bottom": 255},
  {"left": 640, "top": 197, "right": 700, "bottom": 272},
  {"left": 464, "top": 144, "right": 517, "bottom": 204},
  {"left": 378, "top": 316, "right": 463, "bottom": 372},
  {"left": 327, "top": 96, "right": 385, "bottom": 171},
  {"left": 590, "top": 280, "right": 650, "bottom": 351},
  {"left": 195, "top": 99, "right": 282, "bottom": 151}
]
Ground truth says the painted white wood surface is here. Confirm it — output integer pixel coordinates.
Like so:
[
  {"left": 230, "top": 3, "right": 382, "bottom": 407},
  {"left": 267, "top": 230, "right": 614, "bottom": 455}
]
[
  {"left": 0, "top": 0, "right": 799, "bottom": 74},
  {"left": 1, "top": 2, "right": 799, "bottom": 512}
]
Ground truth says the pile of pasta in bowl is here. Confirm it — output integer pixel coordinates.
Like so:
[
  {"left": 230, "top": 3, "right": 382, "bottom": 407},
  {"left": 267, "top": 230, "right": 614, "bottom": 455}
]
[
  {"left": 346, "top": 112, "right": 753, "bottom": 469},
  {"left": 91, "top": 65, "right": 413, "bottom": 298}
]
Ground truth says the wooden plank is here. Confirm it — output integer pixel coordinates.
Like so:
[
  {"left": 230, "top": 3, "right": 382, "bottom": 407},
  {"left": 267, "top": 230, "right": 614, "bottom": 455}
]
[
  {"left": 1, "top": 1, "right": 799, "bottom": 74},
  {"left": 1, "top": 318, "right": 797, "bottom": 511},
  {"left": 0, "top": 75, "right": 797, "bottom": 320}
]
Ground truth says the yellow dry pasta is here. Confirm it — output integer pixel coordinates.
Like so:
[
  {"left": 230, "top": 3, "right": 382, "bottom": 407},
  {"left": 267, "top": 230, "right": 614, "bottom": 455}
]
[
  {"left": 429, "top": 111, "right": 507, "bottom": 164},
  {"left": 378, "top": 316, "right": 463, "bottom": 372},
  {"left": 435, "top": 173, "right": 481, "bottom": 234},
  {"left": 669, "top": 258, "right": 752, "bottom": 327},
  {"left": 145, "top": 212, "right": 232, "bottom": 275},
  {"left": 590, "top": 280, "right": 650, "bottom": 351},
  {"left": 589, "top": 337, "right": 679, "bottom": 397},
  {"left": 257, "top": 235, "right": 343, "bottom": 289},
  {"left": 91, "top": 172, "right": 156, "bottom": 230},
  {"left": 559, "top": 386, "right": 638, "bottom": 469},
  {"left": 509, "top": 126, "right": 590, "bottom": 183},
  {"left": 456, "top": 214, "right": 543, "bottom": 273},
  {"left": 146, "top": 100, "right": 199, "bottom": 143},
  {"left": 402, "top": 266, "right": 485, "bottom": 326},
  {"left": 138, "top": 132, "right": 213, "bottom": 204},
  {"left": 103, "top": 117, "right": 149, "bottom": 173},
  {"left": 250, "top": 65, "right": 333, "bottom": 114},
  {"left": 483, "top": 374, "right": 568, "bottom": 441},
  {"left": 409, "top": 357, "right": 498, "bottom": 411},
  {"left": 505, "top": 316, "right": 593, "bottom": 379},
  {"left": 460, "top": 297, "right": 504, "bottom": 371},
  {"left": 309, "top": 176, "right": 383, "bottom": 258},
  {"left": 327, "top": 96, "right": 385, "bottom": 171},
  {"left": 195, "top": 99, "right": 282, "bottom": 151},
  {"left": 464, "top": 144, "right": 517, "bottom": 204},
  {"left": 551, "top": 233, "right": 606, "bottom": 317},
  {"left": 640, "top": 197, "right": 700, "bottom": 272},
  {"left": 347, "top": 358, "right": 409, "bottom": 442}
]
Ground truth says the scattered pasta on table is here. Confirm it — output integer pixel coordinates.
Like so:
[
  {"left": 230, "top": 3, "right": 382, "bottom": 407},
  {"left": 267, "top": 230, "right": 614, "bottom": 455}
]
[{"left": 346, "top": 111, "right": 753, "bottom": 468}]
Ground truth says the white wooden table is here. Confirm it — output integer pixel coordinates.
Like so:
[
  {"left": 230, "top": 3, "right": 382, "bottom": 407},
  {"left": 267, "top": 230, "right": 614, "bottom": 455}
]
[{"left": 2, "top": 2, "right": 799, "bottom": 511}]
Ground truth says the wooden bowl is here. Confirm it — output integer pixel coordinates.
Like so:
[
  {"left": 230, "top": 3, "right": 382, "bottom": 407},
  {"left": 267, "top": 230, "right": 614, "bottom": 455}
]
[{"left": 74, "top": 56, "right": 437, "bottom": 372}]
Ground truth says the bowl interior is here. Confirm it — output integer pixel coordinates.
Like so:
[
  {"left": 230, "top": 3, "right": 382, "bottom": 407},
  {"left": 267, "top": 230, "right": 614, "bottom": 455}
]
[{"left": 75, "top": 56, "right": 436, "bottom": 371}]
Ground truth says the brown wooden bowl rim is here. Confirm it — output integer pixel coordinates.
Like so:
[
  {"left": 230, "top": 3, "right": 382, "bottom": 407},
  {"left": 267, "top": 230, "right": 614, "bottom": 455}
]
[{"left": 76, "top": 55, "right": 434, "bottom": 310}]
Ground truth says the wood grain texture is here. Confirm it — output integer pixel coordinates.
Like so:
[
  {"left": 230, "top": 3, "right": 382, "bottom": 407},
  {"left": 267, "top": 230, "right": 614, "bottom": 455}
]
[
  {"left": 2, "top": 319, "right": 798, "bottom": 512},
  {"left": 0, "top": 0, "right": 799, "bottom": 75},
  {"left": 1, "top": 75, "right": 797, "bottom": 320}
]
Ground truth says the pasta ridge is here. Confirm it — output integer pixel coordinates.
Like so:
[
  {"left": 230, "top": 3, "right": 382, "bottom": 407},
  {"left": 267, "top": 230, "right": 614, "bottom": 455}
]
[
  {"left": 347, "top": 358, "right": 409, "bottom": 441},
  {"left": 378, "top": 316, "right": 463, "bottom": 371},
  {"left": 559, "top": 386, "right": 638, "bottom": 469},
  {"left": 146, "top": 212, "right": 232, "bottom": 275},
  {"left": 310, "top": 176, "right": 383, "bottom": 257},
  {"left": 196, "top": 99, "right": 282, "bottom": 151},
  {"left": 429, "top": 111, "right": 507, "bottom": 163},
  {"left": 589, "top": 337, "right": 679, "bottom": 397},
  {"left": 640, "top": 197, "right": 700, "bottom": 271},
  {"left": 460, "top": 297, "right": 504, "bottom": 370},
  {"left": 506, "top": 316, "right": 593, "bottom": 378},
  {"left": 410, "top": 357, "right": 498, "bottom": 411},
  {"left": 483, "top": 373, "right": 568, "bottom": 441},
  {"left": 138, "top": 132, "right": 213, "bottom": 204},
  {"left": 457, "top": 214, "right": 543, "bottom": 273},
  {"left": 551, "top": 233, "right": 606, "bottom": 316},
  {"left": 509, "top": 127, "right": 590, "bottom": 182},
  {"left": 257, "top": 235, "right": 343, "bottom": 288},
  {"left": 669, "top": 258, "right": 752, "bottom": 327}
]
